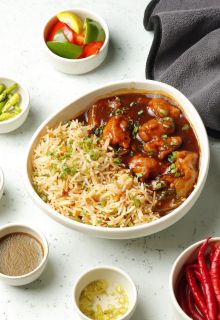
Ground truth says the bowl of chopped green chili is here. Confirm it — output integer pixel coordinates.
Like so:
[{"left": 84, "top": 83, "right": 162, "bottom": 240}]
[{"left": 0, "top": 77, "right": 30, "bottom": 133}]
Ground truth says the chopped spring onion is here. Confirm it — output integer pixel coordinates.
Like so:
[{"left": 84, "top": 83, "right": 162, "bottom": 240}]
[
  {"left": 136, "top": 173, "right": 143, "bottom": 178},
  {"left": 182, "top": 124, "right": 190, "bottom": 131},
  {"left": 161, "top": 134, "right": 168, "bottom": 140},
  {"left": 159, "top": 108, "right": 168, "bottom": 116},
  {"left": 168, "top": 152, "right": 177, "bottom": 163},
  {"left": 113, "top": 158, "right": 121, "bottom": 165},
  {"left": 114, "top": 108, "right": 123, "bottom": 115}
]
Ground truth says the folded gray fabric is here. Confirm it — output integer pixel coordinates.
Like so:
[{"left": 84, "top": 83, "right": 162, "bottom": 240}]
[{"left": 144, "top": 0, "right": 220, "bottom": 138}]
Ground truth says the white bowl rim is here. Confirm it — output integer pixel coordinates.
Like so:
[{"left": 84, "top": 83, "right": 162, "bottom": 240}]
[
  {"left": 0, "top": 166, "right": 4, "bottom": 194},
  {"left": 73, "top": 265, "right": 137, "bottom": 320},
  {"left": 25, "top": 79, "right": 210, "bottom": 234},
  {"left": 0, "top": 76, "right": 30, "bottom": 125},
  {"left": 43, "top": 7, "right": 110, "bottom": 62},
  {"left": 0, "top": 223, "right": 49, "bottom": 280},
  {"left": 169, "top": 237, "right": 220, "bottom": 319}
]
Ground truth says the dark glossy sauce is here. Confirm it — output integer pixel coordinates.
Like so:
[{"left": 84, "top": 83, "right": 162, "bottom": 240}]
[{"left": 78, "top": 93, "right": 200, "bottom": 214}]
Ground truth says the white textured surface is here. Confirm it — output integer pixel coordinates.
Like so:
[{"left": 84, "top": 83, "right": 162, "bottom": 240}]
[{"left": 0, "top": 0, "right": 220, "bottom": 319}]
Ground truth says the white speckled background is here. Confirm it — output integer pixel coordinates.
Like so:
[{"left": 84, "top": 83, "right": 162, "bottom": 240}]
[{"left": 0, "top": 0, "right": 220, "bottom": 319}]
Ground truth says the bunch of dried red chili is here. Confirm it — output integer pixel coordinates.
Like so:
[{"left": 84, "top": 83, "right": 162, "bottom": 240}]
[{"left": 176, "top": 238, "right": 220, "bottom": 320}]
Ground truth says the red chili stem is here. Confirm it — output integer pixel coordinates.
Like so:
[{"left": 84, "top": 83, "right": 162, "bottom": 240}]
[
  {"left": 210, "top": 243, "right": 220, "bottom": 308},
  {"left": 198, "top": 238, "right": 217, "bottom": 320},
  {"left": 186, "top": 267, "right": 208, "bottom": 318},
  {"left": 187, "top": 287, "right": 205, "bottom": 320}
]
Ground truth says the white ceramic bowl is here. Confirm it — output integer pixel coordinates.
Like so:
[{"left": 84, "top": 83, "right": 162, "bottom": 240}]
[
  {"left": 0, "top": 223, "right": 49, "bottom": 286},
  {"left": 73, "top": 266, "right": 137, "bottom": 320},
  {"left": 0, "top": 167, "right": 4, "bottom": 200},
  {"left": 169, "top": 237, "right": 220, "bottom": 320},
  {"left": 43, "top": 8, "right": 109, "bottom": 74},
  {"left": 25, "top": 80, "right": 209, "bottom": 239},
  {"left": 0, "top": 77, "right": 30, "bottom": 133}
]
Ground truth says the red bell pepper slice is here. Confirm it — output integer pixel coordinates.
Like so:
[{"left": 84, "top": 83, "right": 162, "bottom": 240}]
[
  {"left": 47, "top": 21, "right": 84, "bottom": 45},
  {"left": 80, "top": 41, "right": 104, "bottom": 58}
]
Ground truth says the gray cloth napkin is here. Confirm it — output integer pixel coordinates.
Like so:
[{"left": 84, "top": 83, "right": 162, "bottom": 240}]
[{"left": 144, "top": 0, "right": 220, "bottom": 138}]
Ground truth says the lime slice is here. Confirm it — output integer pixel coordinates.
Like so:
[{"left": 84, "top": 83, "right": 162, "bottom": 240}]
[
  {"left": 84, "top": 18, "right": 105, "bottom": 44},
  {"left": 57, "top": 12, "right": 83, "bottom": 34}
]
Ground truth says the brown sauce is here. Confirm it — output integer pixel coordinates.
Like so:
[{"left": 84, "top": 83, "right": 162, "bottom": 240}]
[
  {"left": 77, "top": 92, "right": 200, "bottom": 215},
  {"left": 0, "top": 232, "right": 44, "bottom": 276}
]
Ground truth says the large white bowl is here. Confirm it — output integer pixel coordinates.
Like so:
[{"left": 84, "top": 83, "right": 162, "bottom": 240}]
[
  {"left": 43, "top": 8, "right": 109, "bottom": 75},
  {"left": 0, "top": 166, "right": 4, "bottom": 200},
  {"left": 25, "top": 80, "right": 209, "bottom": 239}
]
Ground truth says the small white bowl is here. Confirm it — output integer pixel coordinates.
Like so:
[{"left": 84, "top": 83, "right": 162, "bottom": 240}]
[
  {"left": 169, "top": 237, "right": 220, "bottom": 320},
  {"left": 43, "top": 8, "right": 109, "bottom": 75},
  {"left": 73, "top": 266, "right": 137, "bottom": 320},
  {"left": 0, "top": 77, "right": 30, "bottom": 133},
  {"left": 0, "top": 223, "right": 49, "bottom": 286},
  {"left": 0, "top": 167, "right": 4, "bottom": 200}
]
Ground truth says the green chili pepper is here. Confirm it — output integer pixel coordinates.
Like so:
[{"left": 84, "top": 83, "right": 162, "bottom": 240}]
[
  {"left": 0, "top": 113, "right": 17, "bottom": 121},
  {"left": 0, "top": 83, "right": 18, "bottom": 102},
  {"left": 2, "top": 93, "right": 20, "bottom": 113},
  {"left": 0, "top": 83, "right": 6, "bottom": 94},
  {"left": 0, "top": 100, "right": 6, "bottom": 113}
]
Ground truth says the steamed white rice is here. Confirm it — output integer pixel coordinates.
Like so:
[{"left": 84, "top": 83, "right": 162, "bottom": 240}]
[{"left": 32, "top": 120, "right": 159, "bottom": 228}]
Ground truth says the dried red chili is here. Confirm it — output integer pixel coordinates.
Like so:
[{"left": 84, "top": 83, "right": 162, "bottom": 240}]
[
  {"left": 187, "top": 287, "right": 205, "bottom": 320},
  {"left": 198, "top": 238, "right": 217, "bottom": 320},
  {"left": 210, "top": 243, "right": 220, "bottom": 307},
  {"left": 186, "top": 267, "right": 208, "bottom": 318}
]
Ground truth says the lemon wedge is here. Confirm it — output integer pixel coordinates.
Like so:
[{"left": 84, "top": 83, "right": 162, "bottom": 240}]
[{"left": 57, "top": 12, "right": 83, "bottom": 34}]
